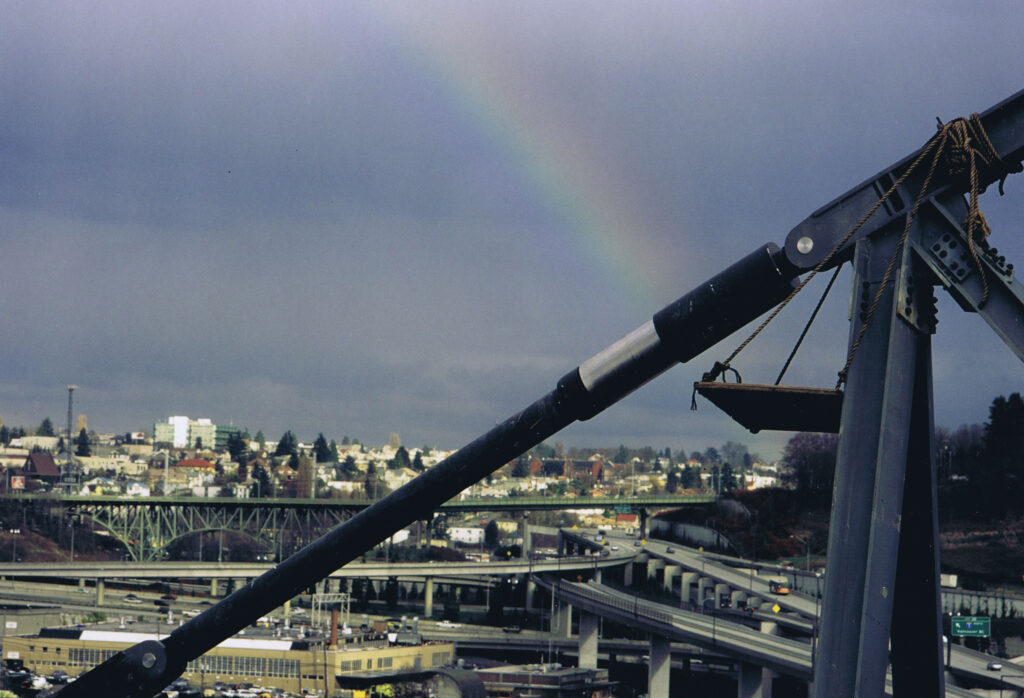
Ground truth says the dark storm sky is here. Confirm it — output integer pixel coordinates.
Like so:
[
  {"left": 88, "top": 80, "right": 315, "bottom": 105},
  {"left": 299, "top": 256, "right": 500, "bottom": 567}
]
[{"left": 2, "top": 2, "right": 1023, "bottom": 458}]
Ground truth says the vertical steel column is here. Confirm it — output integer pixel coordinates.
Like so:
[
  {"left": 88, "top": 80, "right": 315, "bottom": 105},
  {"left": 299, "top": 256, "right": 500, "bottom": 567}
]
[
  {"left": 890, "top": 332, "right": 944, "bottom": 694},
  {"left": 811, "top": 230, "right": 942, "bottom": 697}
]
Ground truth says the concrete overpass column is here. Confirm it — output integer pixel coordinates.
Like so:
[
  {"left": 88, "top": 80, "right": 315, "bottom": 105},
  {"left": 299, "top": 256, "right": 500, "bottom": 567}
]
[
  {"left": 646, "top": 557, "right": 664, "bottom": 584},
  {"left": 648, "top": 634, "right": 670, "bottom": 697},
  {"left": 579, "top": 610, "right": 599, "bottom": 669},
  {"left": 698, "top": 577, "right": 714, "bottom": 604},
  {"left": 210, "top": 578, "right": 219, "bottom": 597},
  {"left": 521, "top": 521, "right": 532, "bottom": 557},
  {"left": 556, "top": 601, "right": 573, "bottom": 638},
  {"left": 759, "top": 620, "right": 779, "bottom": 697},
  {"left": 525, "top": 578, "right": 537, "bottom": 613},
  {"left": 623, "top": 561, "right": 634, "bottom": 587},
  {"left": 738, "top": 661, "right": 767, "bottom": 698},
  {"left": 731, "top": 590, "right": 747, "bottom": 610},
  {"left": 95, "top": 579, "right": 104, "bottom": 606},
  {"left": 639, "top": 509, "right": 649, "bottom": 539},
  {"left": 593, "top": 568, "right": 602, "bottom": 584},
  {"left": 663, "top": 564, "right": 680, "bottom": 593},
  {"left": 424, "top": 578, "right": 434, "bottom": 618},
  {"left": 680, "top": 572, "right": 698, "bottom": 607}
]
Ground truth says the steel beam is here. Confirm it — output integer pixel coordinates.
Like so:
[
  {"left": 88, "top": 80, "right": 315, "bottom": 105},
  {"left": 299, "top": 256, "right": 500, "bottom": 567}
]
[{"left": 812, "top": 227, "right": 944, "bottom": 697}]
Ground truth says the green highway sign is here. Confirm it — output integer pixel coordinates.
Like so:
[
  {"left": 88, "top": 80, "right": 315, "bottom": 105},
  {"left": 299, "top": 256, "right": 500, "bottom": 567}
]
[{"left": 951, "top": 616, "right": 990, "bottom": 637}]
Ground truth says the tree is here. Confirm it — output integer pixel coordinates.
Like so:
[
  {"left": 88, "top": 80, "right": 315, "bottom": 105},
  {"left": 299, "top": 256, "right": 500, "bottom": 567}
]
[
  {"left": 251, "top": 463, "right": 272, "bottom": 498},
  {"left": 681, "top": 464, "right": 698, "bottom": 489},
  {"left": 977, "top": 393, "right": 1024, "bottom": 517},
  {"left": 389, "top": 446, "right": 410, "bottom": 470},
  {"left": 721, "top": 463, "right": 739, "bottom": 492},
  {"left": 614, "top": 444, "right": 629, "bottom": 464},
  {"left": 194, "top": 436, "right": 203, "bottom": 450},
  {"left": 328, "top": 440, "right": 339, "bottom": 463},
  {"left": 511, "top": 455, "right": 530, "bottom": 478},
  {"left": 275, "top": 430, "right": 298, "bottom": 457},
  {"left": 781, "top": 432, "right": 839, "bottom": 508},
  {"left": 412, "top": 452, "right": 425, "bottom": 472},
  {"left": 255, "top": 430, "right": 266, "bottom": 452},
  {"left": 338, "top": 455, "right": 358, "bottom": 479},
  {"left": 484, "top": 520, "right": 500, "bottom": 549},
  {"left": 665, "top": 469, "right": 679, "bottom": 494},
  {"left": 226, "top": 432, "right": 245, "bottom": 460},
  {"left": 74, "top": 428, "right": 91, "bottom": 457},
  {"left": 37, "top": 418, "right": 55, "bottom": 437},
  {"left": 313, "top": 433, "right": 331, "bottom": 463},
  {"left": 703, "top": 447, "right": 721, "bottom": 464},
  {"left": 388, "top": 432, "right": 402, "bottom": 450},
  {"left": 721, "top": 441, "right": 749, "bottom": 471},
  {"left": 0, "top": 425, "right": 9, "bottom": 446}
]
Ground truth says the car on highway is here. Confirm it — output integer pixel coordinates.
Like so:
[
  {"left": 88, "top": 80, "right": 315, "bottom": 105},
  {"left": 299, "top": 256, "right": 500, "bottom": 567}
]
[
  {"left": 437, "top": 620, "right": 462, "bottom": 628},
  {"left": 124, "top": 593, "right": 142, "bottom": 604},
  {"left": 988, "top": 661, "right": 1003, "bottom": 671},
  {"left": 502, "top": 625, "right": 521, "bottom": 633},
  {"left": 665, "top": 547, "right": 676, "bottom": 553}
]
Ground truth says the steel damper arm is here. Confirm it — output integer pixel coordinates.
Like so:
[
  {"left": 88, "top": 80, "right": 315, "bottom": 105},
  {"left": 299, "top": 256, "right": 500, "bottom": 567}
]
[{"left": 53, "top": 244, "right": 796, "bottom": 697}]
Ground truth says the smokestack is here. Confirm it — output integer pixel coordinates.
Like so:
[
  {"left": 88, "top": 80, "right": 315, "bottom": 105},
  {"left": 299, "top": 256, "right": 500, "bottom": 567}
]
[{"left": 330, "top": 607, "right": 339, "bottom": 648}]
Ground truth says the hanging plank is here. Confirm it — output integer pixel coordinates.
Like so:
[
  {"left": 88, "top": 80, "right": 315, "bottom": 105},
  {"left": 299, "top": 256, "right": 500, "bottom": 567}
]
[{"left": 694, "top": 382, "right": 843, "bottom": 433}]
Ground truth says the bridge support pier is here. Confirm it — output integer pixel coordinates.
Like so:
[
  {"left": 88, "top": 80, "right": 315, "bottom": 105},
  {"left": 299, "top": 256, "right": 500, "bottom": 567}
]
[
  {"left": 424, "top": 577, "right": 434, "bottom": 618},
  {"left": 698, "top": 576, "right": 714, "bottom": 604},
  {"left": 623, "top": 560, "right": 634, "bottom": 587},
  {"left": 648, "top": 634, "right": 670, "bottom": 697},
  {"left": 663, "top": 564, "right": 679, "bottom": 594},
  {"left": 738, "top": 661, "right": 769, "bottom": 698},
  {"left": 525, "top": 578, "right": 537, "bottom": 613},
  {"left": 646, "top": 557, "right": 664, "bottom": 584},
  {"left": 210, "top": 578, "right": 219, "bottom": 597},
  {"left": 680, "top": 572, "right": 698, "bottom": 607},
  {"left": 95, "top": 579, "right": 104, "bottom": 606},
  {"left": 759, "top": 621, "right": 779, "bottom": 697},
  {"left": 579, "top": 610, "right": 598, "bottom": 669},
  {"left": 556, "top": 601, "right": 573, "bottom": 638}
]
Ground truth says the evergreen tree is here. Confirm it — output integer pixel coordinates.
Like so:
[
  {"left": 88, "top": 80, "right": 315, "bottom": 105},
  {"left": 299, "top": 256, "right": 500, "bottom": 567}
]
[
  {"left": 721, "top": 463, "right": 739, "bottom": 492},
  {"left": 511, "top": 455, "right": 530, "bottom": 478},
  {"left": 665, "top": 469, "right": 679, "bottom": 494},
  {"left": 0, "top": 425, "right": 9, "bottom": 446},
  {"left": 251, "top": 463, "right": 272, "bottom": 498},
  {"left": 37, "top": 417, "right": 55, "bottom": 437},
  {"left": 255, "top": 430, "right": 266, "bottom": 452},
  {"left": 411, "top": 452, "right": 425, "bottom": 472},
  {"left": 313, "top": 433, "right": 331, "bottom": 463},
  {"left": 74, "top": 428, "right": 91, "bottom": 457},
  {"left": 484, "top": 520, "right": 500, "bottom": 549},
  {"left": 275, "top": 430, "right": 298, "bottom": 457},
  {"left": 328, "top": 440, "right": 339, "bottom": 463}
]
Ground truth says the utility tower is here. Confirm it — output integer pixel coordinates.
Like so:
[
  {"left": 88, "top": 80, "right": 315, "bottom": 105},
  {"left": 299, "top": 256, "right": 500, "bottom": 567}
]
[{"left": 63, "top": 385, "right": 78, "bottom": 493}]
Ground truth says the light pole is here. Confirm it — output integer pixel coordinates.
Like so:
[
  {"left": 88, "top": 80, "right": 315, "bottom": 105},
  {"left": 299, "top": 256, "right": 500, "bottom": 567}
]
[{"left": 702, "top": 597, "right": 716, "bottom": 644}]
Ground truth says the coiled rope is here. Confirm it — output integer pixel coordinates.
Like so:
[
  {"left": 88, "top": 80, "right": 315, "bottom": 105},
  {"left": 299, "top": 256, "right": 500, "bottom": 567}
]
[{"left": 693, "top": 111, "right": 1018, "bottom": 400}]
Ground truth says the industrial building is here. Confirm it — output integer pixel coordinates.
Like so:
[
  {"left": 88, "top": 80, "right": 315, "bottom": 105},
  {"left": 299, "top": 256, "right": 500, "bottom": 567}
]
[{"left": 2, "top": 621, "right": 454, "bottom": 695}]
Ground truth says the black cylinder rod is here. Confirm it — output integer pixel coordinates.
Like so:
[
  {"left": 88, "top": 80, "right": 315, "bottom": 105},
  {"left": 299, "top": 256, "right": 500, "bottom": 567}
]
[{"left": 54, "top": 242, "right": 795, "bottom": 697}]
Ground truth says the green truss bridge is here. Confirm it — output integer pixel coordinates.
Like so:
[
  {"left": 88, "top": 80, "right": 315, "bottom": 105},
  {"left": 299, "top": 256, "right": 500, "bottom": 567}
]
[{"left": 0, "top": 493, "right": 714, "bottom": 562}]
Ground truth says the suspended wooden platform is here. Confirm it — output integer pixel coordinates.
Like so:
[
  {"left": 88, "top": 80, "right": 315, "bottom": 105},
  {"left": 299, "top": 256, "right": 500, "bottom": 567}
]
[{"left": 694, "top": 382, "right": 843, "bottom": 434}]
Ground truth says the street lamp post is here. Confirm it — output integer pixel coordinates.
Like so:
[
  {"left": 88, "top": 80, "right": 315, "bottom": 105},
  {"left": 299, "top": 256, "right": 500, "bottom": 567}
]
[{"left": 702, "top": 597, "right": 716, "bottom": 644}]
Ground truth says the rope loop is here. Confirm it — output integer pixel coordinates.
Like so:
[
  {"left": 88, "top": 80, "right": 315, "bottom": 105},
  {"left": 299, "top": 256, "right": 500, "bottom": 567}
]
[{"left": 700, "top": 108, "right": 1015, "bottom": 392}]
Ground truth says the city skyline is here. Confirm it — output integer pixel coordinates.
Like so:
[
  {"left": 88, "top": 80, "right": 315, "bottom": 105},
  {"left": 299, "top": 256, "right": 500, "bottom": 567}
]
[{"left": 3, "top": 3, "right": 1023, "bottom": 462}]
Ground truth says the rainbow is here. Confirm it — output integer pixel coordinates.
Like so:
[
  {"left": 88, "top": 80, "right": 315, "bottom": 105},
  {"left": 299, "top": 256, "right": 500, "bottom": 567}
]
[{"left": 367, "top": 7, "right": 675, "bottom": 312}]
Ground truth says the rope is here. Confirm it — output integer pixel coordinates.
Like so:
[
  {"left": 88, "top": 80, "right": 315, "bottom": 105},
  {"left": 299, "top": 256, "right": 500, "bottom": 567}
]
[
  {"left": 700, "top": 110, "right": 1017, "bottom": 393},
  {"left": 774, "top": 264, "right": 843, "bottom": 386}
]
